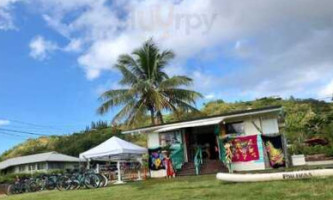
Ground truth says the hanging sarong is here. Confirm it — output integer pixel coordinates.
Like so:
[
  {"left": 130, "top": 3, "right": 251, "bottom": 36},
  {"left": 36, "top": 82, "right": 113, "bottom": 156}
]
[
  {"left": 148, "top": 148, "right": 165, "bottom": 170},
  {"left": 164, "top": 158, "right": 175, "bottom": 177},
  {"left": 261, "top": 135, "right": 285, "bottom": 168},
  {"left": 230, "top": 135, "right": 260, "bottom": 162}
]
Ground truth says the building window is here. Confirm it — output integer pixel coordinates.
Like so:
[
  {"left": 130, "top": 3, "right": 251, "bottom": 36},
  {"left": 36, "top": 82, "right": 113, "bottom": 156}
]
[
  {"left": 49, "top": 162, "right": 65, "bottom": 169},
  {"left": 37, "top": 163, "right": 46, "bottom": 170},
  {"left": 226, "top": 122, "right": 244, "bottom": 135},
  {"left": 160, "top": 131, "right": 182, "bottom": 147},
  {"left": 19, "top": 165, "right": 26, "bottom": 172},
  {"left": 29, "top": 164, "right": 36, "bottom": 171}
]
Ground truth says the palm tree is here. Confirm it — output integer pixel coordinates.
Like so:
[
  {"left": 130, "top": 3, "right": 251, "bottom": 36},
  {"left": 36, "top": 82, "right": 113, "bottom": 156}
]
[{"left": 97, "top": 39, "right": 202, "bottom": 126}]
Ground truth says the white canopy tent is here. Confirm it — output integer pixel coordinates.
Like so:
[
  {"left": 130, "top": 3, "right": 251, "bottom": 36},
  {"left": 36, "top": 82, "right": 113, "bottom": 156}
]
[{"left": 79, "top": 136, "right": 147, "bottom": 184}]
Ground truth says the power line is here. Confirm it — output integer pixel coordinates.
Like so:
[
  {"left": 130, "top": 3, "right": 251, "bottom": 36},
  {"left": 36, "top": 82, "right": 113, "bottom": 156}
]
[
  {"left": 4, "top": 119, "right": 67, "bottom": 131},
  {"left": 2, "top": 125, "right": 65, "bottom": 135},
  {"left": 0, "top": 128, "right": 47, "bottom": 136},
  {"left": 0, "top": 117, "right": 109, "bottom": 132},
  {"left": 0, "top": 131, "right": 27, "bottom": 138}
]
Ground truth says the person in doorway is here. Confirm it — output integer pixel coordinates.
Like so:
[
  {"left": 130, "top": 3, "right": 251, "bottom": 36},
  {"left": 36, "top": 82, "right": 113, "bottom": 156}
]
[{"left": 162, "top": 150, "right": 175, "bottom": 178}]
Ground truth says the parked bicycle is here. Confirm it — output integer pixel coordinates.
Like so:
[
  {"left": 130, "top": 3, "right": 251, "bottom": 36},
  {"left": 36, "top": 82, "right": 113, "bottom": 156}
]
[
  {"left": 8, "top": 176, "right": 38, "bottom": 195},
  {"left": 7, "top": 170, "right": 108, "bottom": 195},
  {"left": 34, "top": 174, "right": 58, "bottom": 191}
]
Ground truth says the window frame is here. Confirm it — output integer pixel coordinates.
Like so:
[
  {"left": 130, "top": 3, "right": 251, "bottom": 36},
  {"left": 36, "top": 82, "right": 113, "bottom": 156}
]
[{"left": 225, "top": 121, "right": 245, "bottom": 135}]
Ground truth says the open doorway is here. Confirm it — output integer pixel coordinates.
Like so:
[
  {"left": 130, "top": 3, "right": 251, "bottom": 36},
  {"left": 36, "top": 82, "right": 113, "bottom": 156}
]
[{"left": 185, "top": 126, "right": 219, "bottom": 161}]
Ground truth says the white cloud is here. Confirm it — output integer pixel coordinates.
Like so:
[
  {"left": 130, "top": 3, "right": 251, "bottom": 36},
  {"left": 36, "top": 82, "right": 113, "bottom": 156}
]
[
  {"left": 63, "top": 39, "right": 83, "bottom": 52},
  {"left": 0, "top": 119, "right": 10, "bottom": 126},
  {"left": 29, "top": 35, "right": 58, "bottom": 60},
  {"left": 205, "top": 94, "right": 215, "bottom": 100},
  {"left": 319, "top": 79, "right": 333, "bottom": 98},
  {"left": 3, "top": 0, "right": 333, "bottom": 100},
  {"left": 0, "top": 0, "right": 20, "bottom": 30},
  {"left": 78, "top": 35, "right": 141, "bottom": 80}
]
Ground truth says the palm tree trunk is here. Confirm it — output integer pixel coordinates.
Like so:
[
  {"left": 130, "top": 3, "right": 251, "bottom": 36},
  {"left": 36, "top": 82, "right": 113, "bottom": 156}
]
[
  {"left": 157, "top": 111, "right": 164, "bottom": 124},
  {"left": 150, "top": 108, "right": 155, "bottom": 125}
]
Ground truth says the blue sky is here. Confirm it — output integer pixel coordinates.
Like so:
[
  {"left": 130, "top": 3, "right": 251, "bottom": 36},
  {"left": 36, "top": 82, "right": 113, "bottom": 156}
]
[{"left": 0, "top": 0, "right": 333, "bottom": 154}]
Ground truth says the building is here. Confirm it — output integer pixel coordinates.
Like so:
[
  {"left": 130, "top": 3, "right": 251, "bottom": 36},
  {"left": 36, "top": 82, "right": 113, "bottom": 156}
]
[
  {"left": 0, "top": 152, "right": 80, "bottom": 175},
  {"left": 123, "top": 106, "right": 286, "bottom": 177}
]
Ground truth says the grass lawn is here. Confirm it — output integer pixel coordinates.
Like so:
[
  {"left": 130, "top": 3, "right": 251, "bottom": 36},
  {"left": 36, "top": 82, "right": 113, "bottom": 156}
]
[{"left": 2, "top": 175, "right": 333, "bottom": 200}]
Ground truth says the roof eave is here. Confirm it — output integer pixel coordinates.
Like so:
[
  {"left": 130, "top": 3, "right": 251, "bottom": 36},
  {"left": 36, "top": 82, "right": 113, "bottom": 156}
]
[{"left": 122, "top": 106, "right": 282, "bottom": 134}]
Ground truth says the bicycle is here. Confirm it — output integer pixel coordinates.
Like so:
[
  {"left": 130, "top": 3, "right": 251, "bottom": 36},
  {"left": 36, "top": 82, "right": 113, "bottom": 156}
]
[{"left": 70, "top": 170, "right": 101, "bottom": 189}]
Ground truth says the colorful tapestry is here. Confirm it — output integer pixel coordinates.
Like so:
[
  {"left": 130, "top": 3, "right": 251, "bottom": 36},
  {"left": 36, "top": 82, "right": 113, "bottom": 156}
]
[
  {"left": 262, "top": 135, "right": 285, "bottom": 168},
  {"left": 230, "top": 135, "right": 260, "bottom": 162},
  {"left": 148, "top": 148, "right": 165, "bottom": 170}
]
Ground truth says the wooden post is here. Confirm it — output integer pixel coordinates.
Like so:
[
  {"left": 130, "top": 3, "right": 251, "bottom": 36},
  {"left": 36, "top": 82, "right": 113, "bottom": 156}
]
[{"left": 281, "top": 133, "right": 290, "bottom": 168}]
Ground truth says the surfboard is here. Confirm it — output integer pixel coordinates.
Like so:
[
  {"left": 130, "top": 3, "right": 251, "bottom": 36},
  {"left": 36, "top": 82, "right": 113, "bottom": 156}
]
[{"left": 216, "top": 169, "right": 333, "bottom": 182}]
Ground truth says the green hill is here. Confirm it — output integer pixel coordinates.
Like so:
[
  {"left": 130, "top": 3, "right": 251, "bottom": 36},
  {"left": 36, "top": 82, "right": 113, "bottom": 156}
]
[
  {"left": 1, "top": 97, "right": 332, "bottom": 161},
  {"left": 0, "top": 126, "right": 147, "bottom": 161}
]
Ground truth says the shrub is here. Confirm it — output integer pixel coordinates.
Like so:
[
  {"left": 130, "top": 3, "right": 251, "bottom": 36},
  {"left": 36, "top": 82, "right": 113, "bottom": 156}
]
[{"left": 289, "top": 144, "right": 333, "bottom": 156}]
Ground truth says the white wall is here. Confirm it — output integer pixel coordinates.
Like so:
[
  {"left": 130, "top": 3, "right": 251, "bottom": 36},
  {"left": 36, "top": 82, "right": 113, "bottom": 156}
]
[
  {"left": 147, "top": 132, "right": 160, "bottom": 149},
  {"left": 224, "top": 114, "right": 279, "bottom": 136},
  {"left": 261, "top": 117, "right": 279, "bottom": 134},
  {"left": 244, "top": 118, "right": 261, "bottom": 135},
  {"left": 150, "top": 169, "right": 166, "bottom": 178}
]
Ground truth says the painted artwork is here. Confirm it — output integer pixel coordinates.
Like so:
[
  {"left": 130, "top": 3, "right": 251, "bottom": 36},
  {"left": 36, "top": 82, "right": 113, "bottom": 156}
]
[
  {"left": 262, "top": 135, "right": 285, "bottom": 168},
  {"left": 148, "top": 148, "right": 165, "bottom": 170},
  {"left": 230, "top": 135, "right": 260, "bottom": 162}
]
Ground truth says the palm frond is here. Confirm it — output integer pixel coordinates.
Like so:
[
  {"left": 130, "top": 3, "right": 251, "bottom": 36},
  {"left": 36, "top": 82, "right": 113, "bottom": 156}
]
[
  {"left": 111, "top": 100, "right": 137, "bottom": 124},
  {"left": 97, "top": 89, "right": 135, "bottom": 115},
  {"left": 126, "top": 99, "right": 148, "bottom": 126},
  {"left": 99, "top": 89, "right": 131, "bottom": 101},
  {"left": 163, "top": 88, "right": 203, "bottom": 103},
  {"left": 158, "top": 49, "right": 175, "bottom": 69},
  {"left": 159, "top": 76, "right": 193, "bottom": 89},
  {"left": 115, "top": 64, "right": 139, "bottom": 86},
  {"left": 170, "top": 98, "right": 201, "bottom": 113}
]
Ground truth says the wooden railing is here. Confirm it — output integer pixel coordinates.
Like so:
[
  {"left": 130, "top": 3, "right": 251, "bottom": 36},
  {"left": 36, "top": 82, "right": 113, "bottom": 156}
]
[{"left": 194, "top": 147, "right": 203, "bottom": 175}]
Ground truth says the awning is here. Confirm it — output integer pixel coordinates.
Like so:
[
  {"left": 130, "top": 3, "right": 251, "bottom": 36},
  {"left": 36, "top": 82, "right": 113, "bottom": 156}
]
[{"left": 155, "top": 117, "right": 224, "bottom": 133}]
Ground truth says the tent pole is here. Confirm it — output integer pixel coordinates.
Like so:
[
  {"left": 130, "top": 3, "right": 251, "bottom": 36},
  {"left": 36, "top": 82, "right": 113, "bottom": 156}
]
[
  {"left": 115, "top": 161, "right": 124, "bottom": 184},
  {"left": 137, "top": 169, "right": 142, "bottom": 181}
]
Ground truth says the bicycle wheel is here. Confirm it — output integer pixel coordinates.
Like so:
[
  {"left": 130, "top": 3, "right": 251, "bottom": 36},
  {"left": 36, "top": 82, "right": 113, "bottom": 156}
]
[
  {"left": 101, "top": 174, "right": 108, "bottom": 187},
  {"left": 84, "top": 174, "right": 101, "bottom": 189},
  {"left": 34, "top": 178, "right": 44, "bottom": 191},
  {"left": 45, "top": 179, "right": 56, "bottom": 190},
  {"left": 56, "top": 176, "right": 71, "bottom": 191},
  {"left": 29, "top": 181, "right": 39, "bottom": 192},
  {"left": 96, "top": 174, "right": 105, "bottom": 188},
  {"left": 70, "top": 179, "right": 80, "bottom": 190},
  {"left": 7, "top": 184, "right": 16, "bottom": 195}
]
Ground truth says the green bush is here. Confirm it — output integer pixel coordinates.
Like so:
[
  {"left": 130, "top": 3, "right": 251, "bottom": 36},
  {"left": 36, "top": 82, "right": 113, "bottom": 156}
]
[{"left": 289, "top": 144, "right": 333, "bottom": 156}]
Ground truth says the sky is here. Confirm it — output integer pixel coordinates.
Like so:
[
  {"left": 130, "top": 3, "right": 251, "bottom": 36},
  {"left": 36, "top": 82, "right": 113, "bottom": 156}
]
[{"left": 0, "top": 0, "right": 333, "bottom": 154}]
